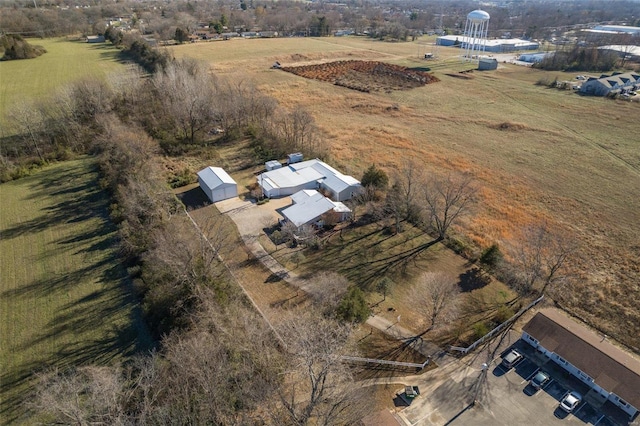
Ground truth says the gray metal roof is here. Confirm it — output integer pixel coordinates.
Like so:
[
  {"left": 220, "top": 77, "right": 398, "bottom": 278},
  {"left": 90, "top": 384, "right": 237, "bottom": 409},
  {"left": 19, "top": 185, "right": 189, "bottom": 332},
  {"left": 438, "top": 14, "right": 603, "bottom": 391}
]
[{"left": 197, "top": 166, "right": 236, "bottom": 190}]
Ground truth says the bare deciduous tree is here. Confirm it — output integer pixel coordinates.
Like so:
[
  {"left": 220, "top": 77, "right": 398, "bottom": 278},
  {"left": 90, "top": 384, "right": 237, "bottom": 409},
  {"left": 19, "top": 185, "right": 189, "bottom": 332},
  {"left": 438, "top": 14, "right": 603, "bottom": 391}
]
[
  {"left": 28, "top": 366, "right": 127, "bottom": 425},
  {"left": 508, "top": 222, "right": 577, "bottom": 295},
  {"left": 8, "top": 100, "right": 46, "bottom": 161},
  {"left": 385, "top": 160, "right": 423, "bottom": 233},
  {"left": 152, "top": 59, "right": 217, "bottom": 144},
  {"left": 423, "top": 173, "right": 476, "bottom": 240},
  {"left": 274, "top": 313, "right": 372, "bottom": 426},
  {"left": 410, "top": 271, "right": 460, "bottom": 335},
  {"left": 306, "top": 271, "right": 350, "bottom": 309}
]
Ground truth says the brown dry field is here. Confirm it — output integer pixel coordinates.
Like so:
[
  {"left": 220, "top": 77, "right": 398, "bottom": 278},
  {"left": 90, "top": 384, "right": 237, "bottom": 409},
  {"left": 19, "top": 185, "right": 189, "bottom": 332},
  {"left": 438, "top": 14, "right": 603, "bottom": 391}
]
[{"left": 170, "top": 37, "right": 640, "bottom": 351}]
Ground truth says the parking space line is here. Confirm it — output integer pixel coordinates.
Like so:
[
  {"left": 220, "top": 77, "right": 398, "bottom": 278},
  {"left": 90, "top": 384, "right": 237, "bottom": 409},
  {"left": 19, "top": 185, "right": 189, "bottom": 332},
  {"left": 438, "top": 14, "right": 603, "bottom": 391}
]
[
  {"left": 411, "top": 408, "right": 439, "bottom": 425},
  {"left": 573, "top": 402, "right": 586, "bottom": 415},
  {"left": 522, "top": 367, "right": 540, "bottom": 384},
  {"left": 593, "top": 414, "right": 605, "bottom": 425},
  {"left": 542, "top": 379, "right": 553, "bottom": 389}
]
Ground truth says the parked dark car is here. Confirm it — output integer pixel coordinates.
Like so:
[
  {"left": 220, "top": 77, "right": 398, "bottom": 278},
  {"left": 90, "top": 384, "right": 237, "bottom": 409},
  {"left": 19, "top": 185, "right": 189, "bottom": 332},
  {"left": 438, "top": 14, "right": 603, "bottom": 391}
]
[{"left": 530, "top": 371, "right": 551, "bottom": 390}]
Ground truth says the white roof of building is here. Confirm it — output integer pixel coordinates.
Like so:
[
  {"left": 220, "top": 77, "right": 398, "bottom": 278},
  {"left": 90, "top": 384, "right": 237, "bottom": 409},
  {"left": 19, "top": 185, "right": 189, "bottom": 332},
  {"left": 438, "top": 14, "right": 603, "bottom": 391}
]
[
  {"left": 282, "top": 190, "right": 352, "bottom": 227},
  {"left": 282, "top": 194, "right": 337, "bottom": 227},
  {"left": 332, "top": 201, "right": 351, "bottom": 213},
  {"left": 291, "top": 189, "right": 323, "bottom": 205},
  {"left": 438, "top": 35, "right": 538, "bottom": 48},
  {"left": 322, "top": 173, "right": 361, "bottom": 194},
  {"left": 259, "top": 159, "right": 360, "bottom": 195},
  {"left": 591, "top": 25, "right": 640, "bottom": 35},
  {"left": 197, "top": 166, "right": 236, "bottom": 189},
  {"left": 260, "top": 165, "right": 324, "bottom": 189},
  {"left": 599, "top": 45, "right": 640, "bottom": 56}
]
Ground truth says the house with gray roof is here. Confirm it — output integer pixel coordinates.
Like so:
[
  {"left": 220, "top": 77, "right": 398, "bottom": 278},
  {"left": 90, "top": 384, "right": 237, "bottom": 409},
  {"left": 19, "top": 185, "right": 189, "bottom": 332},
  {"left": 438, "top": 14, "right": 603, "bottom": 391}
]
[
  {"left": 522, "top": 309, "right": 640, "bottom": 421},
  {"left": 281, "top": 190, "right": 351, "bottom": 227},
  {"left": 579, "top": 72, "right": 640, "bottom": 96},
  {"left": 258, "top": 159, "right": 362, "bottom": 201}
]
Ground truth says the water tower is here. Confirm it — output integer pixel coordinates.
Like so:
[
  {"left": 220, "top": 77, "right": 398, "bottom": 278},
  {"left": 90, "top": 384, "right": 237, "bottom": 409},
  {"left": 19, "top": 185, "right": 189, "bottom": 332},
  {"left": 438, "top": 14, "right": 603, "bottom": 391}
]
[{"left": 462, "top": 10, "right": 490, "bottom": 61}]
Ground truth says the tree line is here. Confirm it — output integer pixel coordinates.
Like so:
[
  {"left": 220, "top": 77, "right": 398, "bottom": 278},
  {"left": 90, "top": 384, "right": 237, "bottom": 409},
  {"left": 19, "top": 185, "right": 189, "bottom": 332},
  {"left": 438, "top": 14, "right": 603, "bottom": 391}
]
[
  {"left": 2, "top": 39, "right": 372, "bottom": 423},
  {"left": 2, "top": 0, "right": 639, "bottom": 43}
]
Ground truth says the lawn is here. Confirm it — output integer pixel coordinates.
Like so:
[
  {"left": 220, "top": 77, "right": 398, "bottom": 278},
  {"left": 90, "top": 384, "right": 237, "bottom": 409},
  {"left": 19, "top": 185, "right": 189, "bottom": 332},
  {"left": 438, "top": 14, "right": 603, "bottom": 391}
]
[
  {"left": 0, "top": 37, "right": 124, "bottom": 127},
  {"left": 172, "top": 36, "right": 640, "bottom": 350},
  {"left": 0, "top": 158, "right": 153, "bottom": 424}
]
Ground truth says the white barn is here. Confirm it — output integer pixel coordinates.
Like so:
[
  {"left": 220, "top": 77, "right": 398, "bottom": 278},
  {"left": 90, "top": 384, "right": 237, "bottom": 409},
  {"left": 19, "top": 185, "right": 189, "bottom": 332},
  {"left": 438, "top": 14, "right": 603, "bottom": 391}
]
[{"left": 197, "top": 166, "right": 237, "bottom": 203}]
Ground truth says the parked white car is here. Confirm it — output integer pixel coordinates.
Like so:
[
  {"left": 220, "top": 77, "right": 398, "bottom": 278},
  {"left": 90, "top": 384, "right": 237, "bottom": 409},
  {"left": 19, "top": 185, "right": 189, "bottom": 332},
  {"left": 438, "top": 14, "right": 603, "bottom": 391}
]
[{"left": 559, "top": 391, "right": 582, "bottom": 413}]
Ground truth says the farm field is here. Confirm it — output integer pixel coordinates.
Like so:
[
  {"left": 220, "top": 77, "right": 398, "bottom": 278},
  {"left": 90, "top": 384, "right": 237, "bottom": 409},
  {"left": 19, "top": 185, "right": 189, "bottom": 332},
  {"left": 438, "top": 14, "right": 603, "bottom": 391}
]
[
  {"left": 170, "top": 37, "right": 640, "bottom": 350},
  {"left": 0, "top": 158, "right": 152, "bottom": 424},
  {"left": 0, "top": 37, "right": 124, "bottom": 127}
]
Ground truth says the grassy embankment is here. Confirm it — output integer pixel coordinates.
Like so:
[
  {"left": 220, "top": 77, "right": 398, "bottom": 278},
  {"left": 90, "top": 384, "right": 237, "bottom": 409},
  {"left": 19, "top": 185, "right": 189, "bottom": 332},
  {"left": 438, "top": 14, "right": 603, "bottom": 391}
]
[
  {"left": 171, "top": 36, "right": 640, "bottom": 350},
  {"left": 0, "top": 158, "right": 153, "bottom": 424},
  {"left": 0, "top": 37, "right": 123, "bottom": 128}
]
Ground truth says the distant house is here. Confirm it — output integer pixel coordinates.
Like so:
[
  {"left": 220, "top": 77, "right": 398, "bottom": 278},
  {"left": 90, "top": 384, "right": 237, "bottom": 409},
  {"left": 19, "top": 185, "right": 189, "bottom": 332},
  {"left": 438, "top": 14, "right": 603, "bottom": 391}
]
[
  {"left": 522, "top": 309, "right": 640, "bottom": 420},
  {"left": 281, "top": 190, "right": 351, "bottom": 227},
  {"left": 86, "top": 35, "right": 105, "bottom": 43},
  {"left": 257, "top": 159, "right": 362, "bottom": 201},
  {"left": 221, "top": 32, "right": 240, "bottom": 40},
  {"left": 259, "top": 31, "right": 279, "bottom": 38},
  {"left": 579, "top": 72, "right": 640, "bottom": 96},
  {"left": 197, "top": 166, "right": 237, "bottom": 202}
]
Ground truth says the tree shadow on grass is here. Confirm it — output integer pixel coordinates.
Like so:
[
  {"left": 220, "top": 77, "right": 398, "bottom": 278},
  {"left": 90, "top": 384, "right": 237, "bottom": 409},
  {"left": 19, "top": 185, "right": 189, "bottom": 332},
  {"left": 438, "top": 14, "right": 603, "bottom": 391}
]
[
  {"left": 176, "top": 187, "right": 210, "bottom": 211},
  {"left": 458, "top": 267, "right": 492, "bottom": 292},
  {"left": 0, "top": 160, "right": 155, "bottom": 423}
]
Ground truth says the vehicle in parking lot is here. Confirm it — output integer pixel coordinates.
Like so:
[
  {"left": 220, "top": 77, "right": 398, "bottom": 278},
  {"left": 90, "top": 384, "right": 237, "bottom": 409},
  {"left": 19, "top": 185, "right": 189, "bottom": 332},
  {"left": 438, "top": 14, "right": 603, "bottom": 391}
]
[
  {"left": 501, "top": 349, "right": 523, "bottom": 369},
  {"left": 559, "top": 391, "right": 582, "bottom": 412},
  {"left": 530, "top": 371, "right": 550, "bottom": 390}
]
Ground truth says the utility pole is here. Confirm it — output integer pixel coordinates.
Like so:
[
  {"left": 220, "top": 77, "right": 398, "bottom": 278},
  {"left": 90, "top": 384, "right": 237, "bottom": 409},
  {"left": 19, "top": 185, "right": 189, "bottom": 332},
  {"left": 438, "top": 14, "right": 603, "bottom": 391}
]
[{"left": 472, "top": 363, "right": 489, "bottom": 406}]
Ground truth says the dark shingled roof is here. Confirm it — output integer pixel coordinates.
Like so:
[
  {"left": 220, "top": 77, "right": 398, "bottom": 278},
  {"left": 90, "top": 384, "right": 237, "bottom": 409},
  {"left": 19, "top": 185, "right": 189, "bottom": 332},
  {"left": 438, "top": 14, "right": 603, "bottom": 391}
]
[{"left": 523, "top": 309, "right": 640, "bottom": 409}]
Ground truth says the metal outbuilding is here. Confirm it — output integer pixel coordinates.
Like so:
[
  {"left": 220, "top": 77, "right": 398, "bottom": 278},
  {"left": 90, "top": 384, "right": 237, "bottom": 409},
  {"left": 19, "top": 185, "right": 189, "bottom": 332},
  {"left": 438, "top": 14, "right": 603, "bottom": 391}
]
[
  {"left": 265, "top": 160, "right": 282, "bottom": 171},
  {"left": 197, "top": 166, "right": 238, "bottom": 203},
  {"left": 287, "top": 152, "right": 304, "bottom": 164}
]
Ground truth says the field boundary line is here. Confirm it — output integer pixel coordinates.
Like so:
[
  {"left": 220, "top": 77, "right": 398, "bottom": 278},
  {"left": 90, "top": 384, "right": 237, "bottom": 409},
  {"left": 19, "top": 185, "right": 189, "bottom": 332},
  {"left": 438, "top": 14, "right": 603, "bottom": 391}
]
[{"left": 183, "top": 207, "right": 286, "bottom": 347}]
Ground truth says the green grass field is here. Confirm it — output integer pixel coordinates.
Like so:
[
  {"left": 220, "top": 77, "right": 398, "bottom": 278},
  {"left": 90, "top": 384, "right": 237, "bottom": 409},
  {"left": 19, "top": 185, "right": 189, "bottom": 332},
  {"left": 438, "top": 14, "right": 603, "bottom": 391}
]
[
  {"left": 0, "top": 38, "right": 124, "bottom": 127},
  {"left": 0, "top": 158, "right": 152, "bottom": 424}
]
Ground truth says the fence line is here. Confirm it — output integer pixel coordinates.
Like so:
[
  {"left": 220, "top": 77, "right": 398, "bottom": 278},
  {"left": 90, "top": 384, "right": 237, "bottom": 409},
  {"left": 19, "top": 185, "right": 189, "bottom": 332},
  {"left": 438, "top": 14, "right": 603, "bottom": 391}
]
[
  {"left": 449, "top": 294, "right": 545, "bottom": 355},
  {"left": 183, "top": 208, "right": 286, "bottom": 348},
  {"left": 341, "top": 355, "right": 430, "bottom": 369}
]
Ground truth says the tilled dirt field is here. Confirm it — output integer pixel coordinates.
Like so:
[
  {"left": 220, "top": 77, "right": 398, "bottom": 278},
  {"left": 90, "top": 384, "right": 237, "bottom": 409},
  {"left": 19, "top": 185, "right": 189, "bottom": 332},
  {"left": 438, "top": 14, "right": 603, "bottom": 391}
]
[{"left": 280, "top": 60, "right": 439, "bottom": 92}]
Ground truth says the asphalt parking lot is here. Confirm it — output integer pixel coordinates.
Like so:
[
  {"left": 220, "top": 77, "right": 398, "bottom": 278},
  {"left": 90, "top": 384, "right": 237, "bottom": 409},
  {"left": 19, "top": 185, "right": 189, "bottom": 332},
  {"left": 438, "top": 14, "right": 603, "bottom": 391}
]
[{"left": 402, "top": 344, "right": 623, "bottom": 426}]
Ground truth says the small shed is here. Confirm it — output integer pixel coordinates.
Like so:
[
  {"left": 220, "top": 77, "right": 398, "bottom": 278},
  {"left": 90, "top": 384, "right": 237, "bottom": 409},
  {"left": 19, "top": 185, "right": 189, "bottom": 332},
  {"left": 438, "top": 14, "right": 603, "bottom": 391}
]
[
  {"left": 478, "top": 58, "right": 498, "bottom": 71},
  {"left": 265, "top": 160, "right": 282, "bottom": 171},
  {"left": 287, "top": 152, "right": 304, "bottom": 164},
  {"left": 197, "top": 166, "right": 237, "bottom": 202}
]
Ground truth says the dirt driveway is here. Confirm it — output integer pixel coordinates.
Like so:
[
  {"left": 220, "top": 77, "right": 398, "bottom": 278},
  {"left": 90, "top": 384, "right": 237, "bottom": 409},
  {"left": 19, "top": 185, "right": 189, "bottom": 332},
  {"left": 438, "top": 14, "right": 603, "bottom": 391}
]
[{"left": 215, "top": 197, "right": 291, "bottom": 238}]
